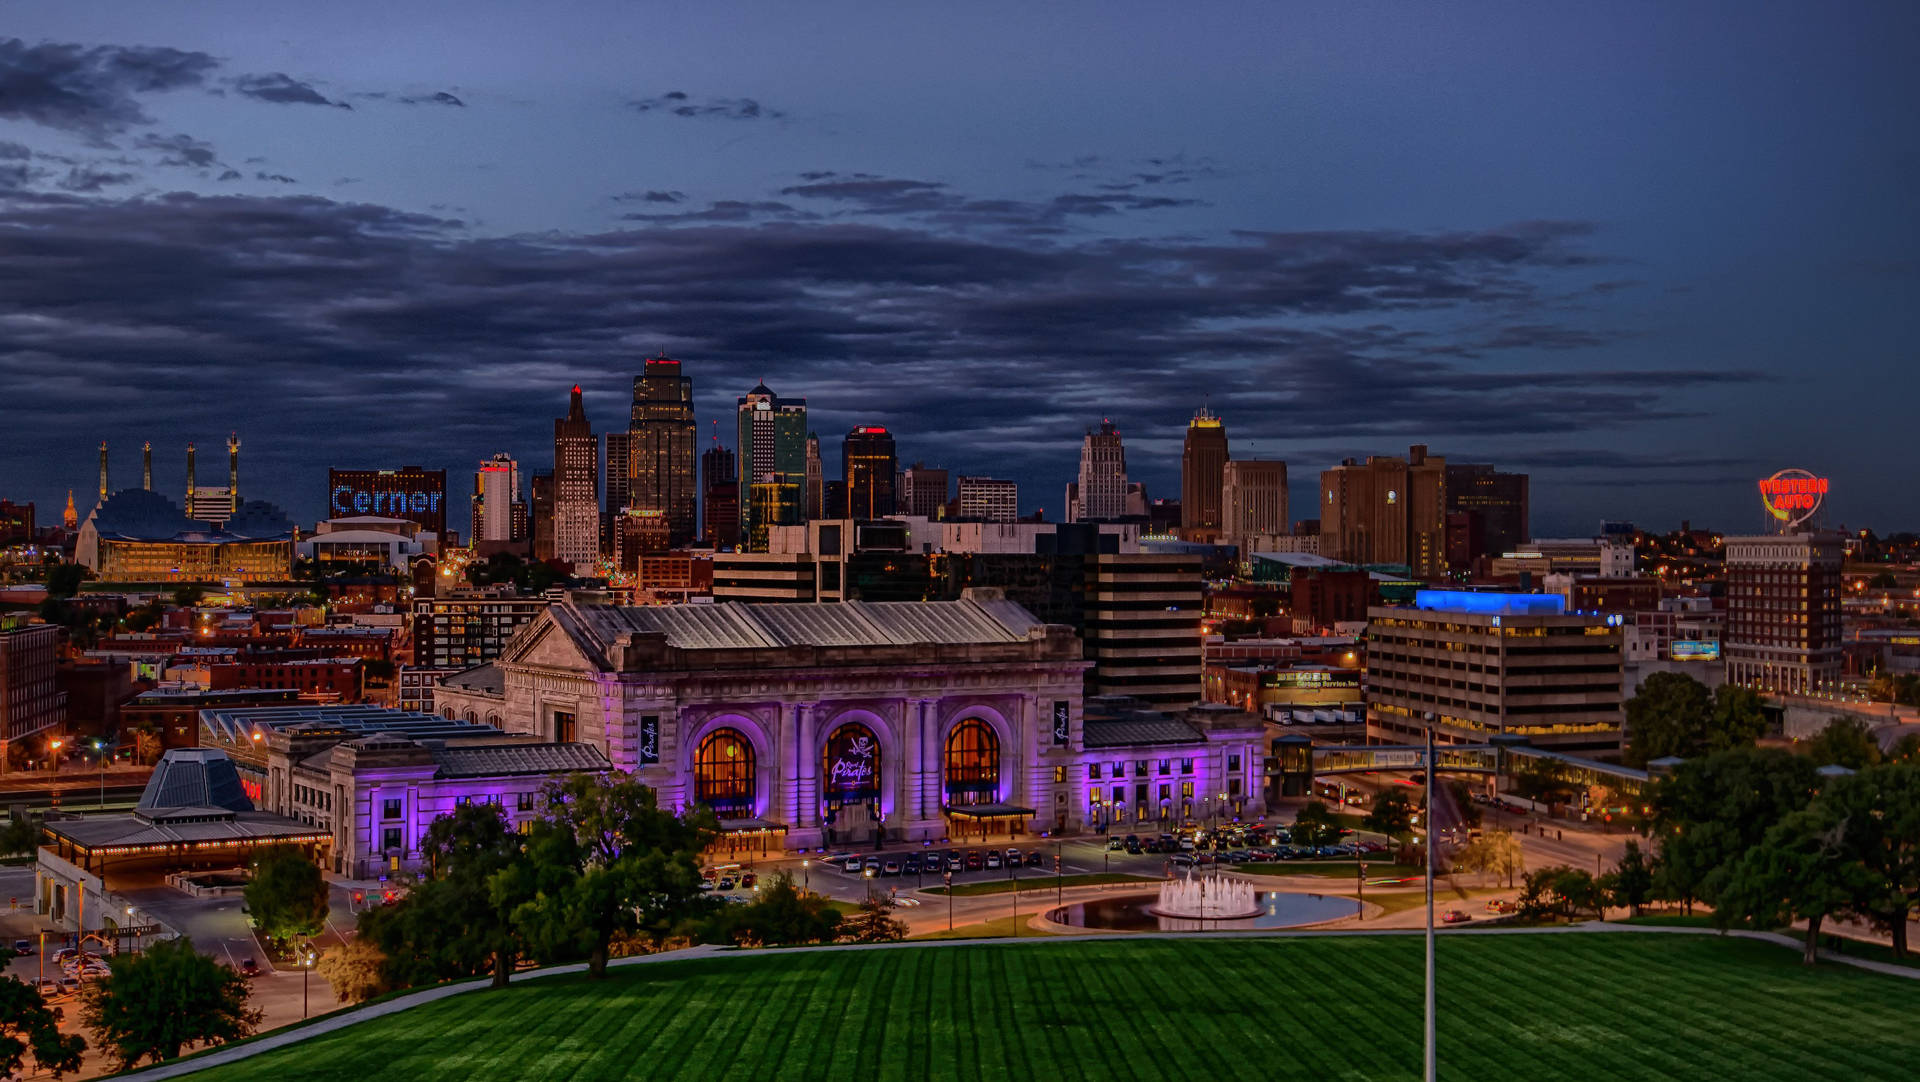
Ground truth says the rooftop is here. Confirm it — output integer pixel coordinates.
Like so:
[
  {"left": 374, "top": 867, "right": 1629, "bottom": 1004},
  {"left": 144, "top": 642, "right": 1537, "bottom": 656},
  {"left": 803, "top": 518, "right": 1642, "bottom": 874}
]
[
  {"left": 201, "top": 704, "right": 504, "bottom": 744},
  {"left": 555, "top": 594, "right": 1045, "bottom": 661}
]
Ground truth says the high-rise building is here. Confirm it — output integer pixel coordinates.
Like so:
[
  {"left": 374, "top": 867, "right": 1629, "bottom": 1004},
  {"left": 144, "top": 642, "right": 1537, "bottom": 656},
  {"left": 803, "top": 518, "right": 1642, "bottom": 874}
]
[
  {"left": 530, "top": 471, "right": 555, "bottom": 563},
  {"left": 1074, "top": 421, "right": 1128, "bottom": 522},
  {"left": 1083, "top": 553, "right": 1204, "bottom": 708},
  {"left": 1444, "top": 464, "right": 1529, "bottom": 570},
  {"left": 604, "top": 431, "right": 631, "bottom": 514},
  {"left": 902, "top": 463, "right": 951, "bottom": 519},
  {"left": 843, "top": 426, "right": 898, "bottom": 519},
  {"left": 701, "top": 441, "right": 739, "bottom": 550},
  {"left": 328, "top": 467, "right": 449, "bottom": 536},
  {"left": 1220, "top": 460, "right": 1287, "bottom": 553},
  {"left": 956, "top": 476, "right": 1017, "bottom": 523},
  {"left": 0, "top": 501, "right": 34, "bottom": 548},
  {"left": 1318, "top": 445, "right": 1446, "bottom": 578},
  {"left": 1723, "top": 532, "right": 1843, "bottom": 695},
  {"left": 628, "top": 357, "right": 697, "bottom": 548},
  {"left": 474, "top": 453, "right": 521, "bottom": 543},
  {"left": 747, "top": 477, "right": 803, "bottom": 552},
  {"left": 736, "top": 382, "right": 808, "bottom": 548},
  {"left": 804, "top": 433, "right": 825, "bottom": 520},
  {"left": 1366, "top": 591, "right": 1622, "bottom": 751},
  {"left": 552, "top": 384, "right": 600, "bottom": 569},
  {"left": 0, "top": 623, "right": 66, "bottom": 754},
  {"left": 1180, "top": 408, "right": 1229, "bottom": 533}
]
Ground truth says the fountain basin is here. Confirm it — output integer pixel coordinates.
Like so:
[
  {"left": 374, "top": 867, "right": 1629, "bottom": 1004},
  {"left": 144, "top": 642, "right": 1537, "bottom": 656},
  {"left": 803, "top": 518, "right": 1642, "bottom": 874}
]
[{"left": 1046, "top": 890, "right": 1360, "bottom": 932}]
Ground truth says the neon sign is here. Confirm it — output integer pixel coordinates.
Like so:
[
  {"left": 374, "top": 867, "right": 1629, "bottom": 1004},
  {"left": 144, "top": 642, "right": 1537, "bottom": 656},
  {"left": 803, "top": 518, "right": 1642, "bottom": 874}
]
[
  {"left": 823, "top": 725, "right": 878, "bottom": 800},
  {"left": 330, "top": 486, "right": 443, "bottom": 518},
  {"left": 1758, "top": 469, "right": 1827, "bottom": 529}
]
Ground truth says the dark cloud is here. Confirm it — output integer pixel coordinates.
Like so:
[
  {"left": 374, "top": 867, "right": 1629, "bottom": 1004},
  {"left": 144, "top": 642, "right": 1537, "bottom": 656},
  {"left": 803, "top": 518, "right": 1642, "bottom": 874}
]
[
  {"left": 0, "top": 38, "right": 218, "bottom": 137},
  {"left": 775, "top": 173, "right": 1202, "bottom": 232},
  {"left": 254, "top": 171, "right": 297, "bottom": 184},
  {"left": 0, "top": 142, "right": 31, "bottom": 160},
  {"left": 56, "top": 165, "right": 134, "bottom": 192},
  {"left": 136, "top": 132, "right": 218, "bottom": 169},
  {"left": 0, "top": 185, "right": 1754, "bottom": 526},
  {"left": 231, "top": 72, "right": 350, "bottom": 109},
  {"left": 611, "top": 189, "right": 686, "bottom": 205},
  {"left": 618, "top": 200, "right": 813, "bottom": 223},
  {"left": 400, "top": 91, "right": 464, "bottom": 107},
  {"left": 628, "top": 91, "right": 782, "bottom": 120},
  {"left": 217, "top": 168, "right": 241, "bottom": 181}
]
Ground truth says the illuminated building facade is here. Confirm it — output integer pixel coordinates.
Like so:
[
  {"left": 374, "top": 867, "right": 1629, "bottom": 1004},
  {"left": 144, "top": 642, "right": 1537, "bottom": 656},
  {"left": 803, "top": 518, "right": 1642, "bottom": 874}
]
[
  {"left": 1220, "top": 460, "right": 1286, "bottom": 555},
  {"left": 328, "top": 467, "right": 449, "bottom": 537},
  {"left": 1179, "top": 408, "right": 1229, "bottom": 533},
  {"left": 553, "top": 385, "right": 600, "bottom": 569},
  {"left": 409, "top": 586, "right": 550, "bottom": 670},
  {"left": 629, "top": 357, "right": 698, "bottom": 548},
  {"left": 75, "top": 489, "right": 294, "bottom": 582},
  {"left": 902, "top": 464, "right": 951, "bottom": 519},
  {"left": 473, "top": 453, "right": 522, "bottom": 543},
  {"left": 1074, "top": 421, "right": 1128, "bottom": 522},
  {"left": 701, "top": 442, "right": 740, "bottom": 549},
  {"left": 1365, "top": 591, "right": 1624, "bottom": 751},
  {"left": 1, "top": 623, "right": 66, "bottom": 756},
  {"left": 1319, "top": 445, "right": 1447, "bottom": 578},
  {"left": 842, "top": 425, "right": 898, "bottom": 519},
  {"left": 746, "top": 478, "right": 803, "bottom": 553},
  {"left": 736, "top": 381, "right": 807, "bottom": 545},
  {"left": 1445, "top": 463, "right": 1529, "bottom": 570},
  {"left": 1723, "top": 532, "right": 1843, "bottom": 695},
  {"left": 956, "top": 476, "right": 1015, "bottom": 523},
  {"left": 0, "top": 501, "right": 33, "bottom": 549}
]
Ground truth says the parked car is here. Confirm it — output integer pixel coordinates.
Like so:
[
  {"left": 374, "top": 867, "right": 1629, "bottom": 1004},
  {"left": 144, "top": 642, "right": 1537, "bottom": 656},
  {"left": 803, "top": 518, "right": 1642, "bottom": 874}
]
[
  {"left": 740, "top": 873, "right": 758, "bottom": 888},
  {"left": 881, "top": 860, "right": 901, "bottom": 877},
  {"left": 1442, "top": 909, "right": 1473, "bottom": 925},
  {"left": 1485, "top": 900, "right": 1517, "bottom": 915},
  {"left": 1178, "top": 838, "right": 1196, "bottom": 852},
  {"left": 716, "top": 877, "right": 736, "bottom": 890},
  {"left": 1026, "top": 850, "right": 1045, "bottom": 867},
  {"left": 922, "top": 853, "right": 943, "bottom": 873},
  {"left": 843, "top": 857, "right": 863, "bottom": 873},
  {"left": 1004, "top": 847, "right": 1023, "bottom": 866},
  {"left": 902, "top": 854, "right": 922, "bottom": 874},
  {"left": 34, "top": 980, "right": 57, "bottom": 998},
  {"left": 984, "top": 852, "right": 1003, "bottom": 870},
  {"left": 1124, "top": 837, "right": 1143, "bottom": 854},
  {"left": 1169, "top": 854, "right": 1196, "bottom": 867},
  {"left": 1107, "top": 837, "right": 1125, "bottom": 851},
  {"left": 58, "top": 977, "right": 80, "bottom": 995},
  {"left": 964, "top": 851, "right": 984, "bottom": 871},
  {"left": 11, "top": 939, "right": 30, "bottom": 956}
]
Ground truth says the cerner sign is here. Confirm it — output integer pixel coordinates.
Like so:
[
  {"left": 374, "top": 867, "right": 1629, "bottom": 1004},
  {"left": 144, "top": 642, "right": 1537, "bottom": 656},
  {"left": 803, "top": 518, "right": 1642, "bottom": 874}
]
[{"left": 331, "top": 486, "right": 442, "bottom": 517}]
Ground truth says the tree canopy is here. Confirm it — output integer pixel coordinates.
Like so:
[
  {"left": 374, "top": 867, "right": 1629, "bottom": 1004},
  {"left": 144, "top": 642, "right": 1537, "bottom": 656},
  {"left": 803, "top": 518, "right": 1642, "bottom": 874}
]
[
  {"left": 80, "top": 938, "right": 261, "bottom": 1070},
  {"left": 0, "top": 976, "right": 84, "bottom": 1079},
  {"left": 1291, "top": 802, "right": 1341, "bottom": 848},
  {"left": 1624, "top": 672, "right": 1769, "bottom": 766},
  {"left": 1361, "top": 788, "right": 1414, "bottom": 838},
  {"left": 244, "top": 845, "right": 329, "bottom": 946}
]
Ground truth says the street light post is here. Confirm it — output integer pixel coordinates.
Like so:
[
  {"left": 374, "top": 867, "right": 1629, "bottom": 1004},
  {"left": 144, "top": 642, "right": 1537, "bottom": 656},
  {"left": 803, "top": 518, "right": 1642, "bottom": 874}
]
[
  {"left": 1423, "top": 719, "right": 1436, "bottom": 1082},
  {"left": 944, "top": 870, "right": 953, "bottom": 931},
  {"left": 94, "top": 740, "right": 106, "bottom": 807},
  {"left": 802, "top": 859, "right": 810, "bottom": 894}
]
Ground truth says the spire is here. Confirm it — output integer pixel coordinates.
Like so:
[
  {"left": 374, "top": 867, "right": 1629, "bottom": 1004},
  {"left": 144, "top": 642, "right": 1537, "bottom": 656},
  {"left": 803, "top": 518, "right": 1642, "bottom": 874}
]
[
  {"left": 63, "top": 490, "right": 77, "bottom": 531},
  {"left": 566, "top": 384, "right": 587, "bottom": 423},
  {"left": 228, "top": 433, "right": 240, "bottom": 511},
  {"left": 98, "top": 441, "right": 108, "bottom": 500},
  {"left": 142, "top": 441, "right": 152, "bottom": 490},
  {"left": 185, "top": 443, "right": 196, "bottom": 518}
]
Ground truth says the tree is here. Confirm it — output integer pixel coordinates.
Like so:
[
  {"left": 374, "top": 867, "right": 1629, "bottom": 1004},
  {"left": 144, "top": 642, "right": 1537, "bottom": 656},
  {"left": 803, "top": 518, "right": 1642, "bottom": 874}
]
[
  {"left": 1815, "top": 763, "right": 1920, "bottom": 957},
  {"left": 0, "top": 814, "right": 40, "bottom": 858},
  {"left": 80, "top": 937, "right": 261, "bottom": 1070},
  {"left": 1362, "top": 788, "right": 1414, "bottom": 837},
  {"left": 1445, "top": 779, "right": 1483, "bottom": 831},
  {"left": 1624, "top": 671, "right": 1714, "bottom": 766},
  {"left": 1452, "top": 830, "right": 1525, "bottom": 887},
  {"left": 1603, "top": 840, "right": 1655, "bottom": 917},
  {"left": 170, "top": 583, "right": 205, "bottom": 608},
  {"left": 842, "top": 896, "right": 907, "bottom": 943},
  {"left": 1713, "top": 807, "right": 1879, "bottom": 966},
  {"left": 1801, "top": 717, "right": 1881, "bottom": 770},
  {"left": 315, "top": 937, "right": 393, "bottom": 1005},
  {"left": 1650, "top": 747, "right": 1817, "bottom": 911},
  {"left": 1517, "top": 865, "right": 1601, "bottom": 922},
  {"left": 505, "top": 773, "right": 716, "bottom": 978},
  {"left": 42, "top": 564, "right": 86, "bottom": 599},
  {"left": 0, "top": 977, "right": 84, "bottom": 1079},
  {"left": 713, "top": 872, "right": 840, "bottom": 947},
  {"left": 243, "top": 846, "right": 329, "bottom": 947},
  {"left": 1291, "top": 802, "right": 1340, "bottom": 848},
  {"left": 363, "top": 804, "right": 528, "bottom": 990}
]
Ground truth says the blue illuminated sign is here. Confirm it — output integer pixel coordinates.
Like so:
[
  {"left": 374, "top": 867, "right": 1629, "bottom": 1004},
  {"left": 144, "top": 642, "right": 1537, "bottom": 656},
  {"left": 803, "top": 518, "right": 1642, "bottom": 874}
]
[
  {"left": 331, "top": 486, "right": 442, "bottom": 518},
  {"left": 1413, "top": 590, "right": 1567, "bottom": 616},
  {"left": 1670, "top": 640, "right": 1721, "bottom": 661}
]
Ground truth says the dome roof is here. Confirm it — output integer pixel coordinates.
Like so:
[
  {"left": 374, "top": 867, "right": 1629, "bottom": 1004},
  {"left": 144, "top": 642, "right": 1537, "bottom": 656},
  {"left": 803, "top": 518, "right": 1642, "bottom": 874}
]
[
  {"left": 222, "top": 500, "right": 295, "bottom": 539},
  {"left": 90, "top": 488, "right": 195, "bottom": 541}
]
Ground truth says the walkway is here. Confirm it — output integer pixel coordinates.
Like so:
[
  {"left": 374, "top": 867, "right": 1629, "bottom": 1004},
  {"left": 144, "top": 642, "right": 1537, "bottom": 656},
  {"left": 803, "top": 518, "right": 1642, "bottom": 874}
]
[{"left": 118, "top": 919, "right": 1918, "bottom": 1080}]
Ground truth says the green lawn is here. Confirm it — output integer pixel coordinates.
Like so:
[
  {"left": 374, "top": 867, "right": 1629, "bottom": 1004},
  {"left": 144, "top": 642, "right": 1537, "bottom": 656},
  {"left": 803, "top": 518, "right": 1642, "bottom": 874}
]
[
  {"left": 922, "top": 873, "right": 1155, "bottom": 896},
  {"left": 186, "top": 933, "right": 1918, "bottom": 1082}
]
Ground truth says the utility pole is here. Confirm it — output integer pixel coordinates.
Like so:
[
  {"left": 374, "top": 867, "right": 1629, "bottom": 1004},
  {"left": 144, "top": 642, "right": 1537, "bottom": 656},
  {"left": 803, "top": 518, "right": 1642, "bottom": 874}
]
[{"left": 1424, "top": 719, "right": 1437, "bottom": 1082}]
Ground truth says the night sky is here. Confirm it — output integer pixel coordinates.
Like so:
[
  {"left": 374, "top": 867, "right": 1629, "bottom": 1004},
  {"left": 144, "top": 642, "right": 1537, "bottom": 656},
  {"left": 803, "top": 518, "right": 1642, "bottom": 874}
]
[{"left": 2, "top": 3, "right": 1915, "bottom": 535}]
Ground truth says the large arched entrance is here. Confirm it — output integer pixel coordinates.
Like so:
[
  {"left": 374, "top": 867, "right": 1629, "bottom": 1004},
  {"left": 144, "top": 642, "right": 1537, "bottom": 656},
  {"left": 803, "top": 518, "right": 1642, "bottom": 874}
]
[
  {"left": 693, "top": 727, "right": 757, "bottom": 818},
  {"left": 945, "top": 718, "right": 1027, "bottom": 839},
  {"left": 821, "top": 722, "right": 882, "bottom": 849}
]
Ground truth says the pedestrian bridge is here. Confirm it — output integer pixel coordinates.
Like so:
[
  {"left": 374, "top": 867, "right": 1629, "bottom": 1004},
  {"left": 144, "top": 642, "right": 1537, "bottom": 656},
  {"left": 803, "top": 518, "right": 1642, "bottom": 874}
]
[{"left": 1277, "top": 740, "right": 1650, "bottom": 795}]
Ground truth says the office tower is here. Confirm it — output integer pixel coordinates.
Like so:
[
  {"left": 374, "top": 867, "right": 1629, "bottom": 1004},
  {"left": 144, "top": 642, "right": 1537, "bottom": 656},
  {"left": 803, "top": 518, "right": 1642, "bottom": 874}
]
[
  {"left": 1221, "top": 460, "right": 1287, "bottom": 551},
  {"left": 530, "top": 472, "right": 556, "bottom": 563},
  {"left": 1444, "top": 464, "right": 1530, "bottom": 569},
  {"left": 1074, "top": 420, "right": 1128, "bottom": 521},
  {"left": 628, "top": 357, "right": 697, "bottom": 548},
  {"left": 805, "top": 433, "right": 825, "bottom": 520},
  {"left": 0, "top": 624, "right": 66, "bottom": 753},
  {"left": 552, "top": 384, "right": 600, "bottom": 568},
  {"left": 1318, "top": 445, "right": 1447, "bottom": 578},
  {"left": 604, "top": 431, "right": 632, "bottom": 514},
  {"left": 1179, "top": 408, "right": 1229, "bottom": 533},
  {"left": 736, "top": 381, "right": 808, "bottom": 547},
  {"left": 901, "top": 463, "right": 950, "bottom": 519},
  {"left": 1723, "top": 533, "right": 1843, "bottom": 695},
  {"left": 956, "top": 476, "right": 1017, "bottom": 523},
  {"left": 747, "top": 477, "right": 803, "bottom": 552},
  {"left": 843, "top": 425, "right": 897, "bottom": 519},
  {"left": 327, "top": 467, "right": 449, "bottom": 535},
  {"left": 1366, "top": 592, "right": 1622, "bottom": 751},
  {"left": 475, "top": 453, "right": 521, "bottom": 543},
  {"left": 701, "top": 441, "right": 739, "bottom": 549},
  {"left": 1083, "top": 553, "right": 1204, "bottom": 708}
]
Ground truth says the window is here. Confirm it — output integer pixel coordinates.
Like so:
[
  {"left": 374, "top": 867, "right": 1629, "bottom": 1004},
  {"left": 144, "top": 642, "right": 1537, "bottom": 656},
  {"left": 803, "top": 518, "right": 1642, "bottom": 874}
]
[
  {"left": 1158, "top": 759, "right": 1171, "bottom": 776},
  {"left": 694, "top": 728, "right": 757, "bottom": 816},
  {"left": 1227, "top": 754, "right": 1241, "bottom": 772},
  {"left": 1181, "top": 781, "right": 1194, "bottom": 799},
  {"left": 516, "top": 792, "right": 534, "bottom": 811},
  {"left": 1158, "top": 784, "right": 1171, "bottom": 802},
  {"left": 554, "top": 711, "right": 578, "bottom": 743},
  {"left": 1135, "top": 761, "right": 1149, "bottom": 777},
  {"left": 1228, "top": 778, "right": 1243, "bottom": 797},
  {"left": 1052, "top": 765, "right": 1066, "bottom": 784},
  {"left": 943, "top": 720, "right": 1001, "bottom": 807},
  {"left": 1110, "top": 761, "right": 1125, "bottom": 779},
  {"left": 1087, "top": 764, "right": 1100, "bottom": 781},
  {"left": 381, "top": 827, "right": 402, "bottom": 852},
  {"left": 455, "top": 795, "right": 472, "bottom": 808},
  {"left": 382, "top": 798, "right": 402, "bottom": 821},
  {"left": 822, "top": 723, "right": 881, "bottom": 808},
  {"left": 1181, "top": 758, "right": 1194, "bottom": 775}
]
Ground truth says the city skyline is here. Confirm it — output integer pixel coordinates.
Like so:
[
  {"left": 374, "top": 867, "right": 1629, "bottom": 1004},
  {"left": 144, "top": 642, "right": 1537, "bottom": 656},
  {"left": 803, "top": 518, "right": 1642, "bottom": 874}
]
[{"left": 2, "top": 3, "right": 1916, "bottom": 535}]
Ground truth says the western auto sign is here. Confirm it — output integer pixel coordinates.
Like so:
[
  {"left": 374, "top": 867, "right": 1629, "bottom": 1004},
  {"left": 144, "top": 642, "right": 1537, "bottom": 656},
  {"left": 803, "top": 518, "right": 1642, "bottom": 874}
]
[{"left": 1758, "top": 469, "right": 1828, "bottom": 529}]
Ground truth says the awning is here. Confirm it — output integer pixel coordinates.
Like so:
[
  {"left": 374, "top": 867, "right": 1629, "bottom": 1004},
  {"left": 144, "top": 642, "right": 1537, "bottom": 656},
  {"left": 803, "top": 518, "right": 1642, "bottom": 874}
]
[
  {"left": 944, "top": 803, "right": 1037, "bottom": 819},
  {"left": 715, "top": 817, "right": 788, "bottom": 835}
]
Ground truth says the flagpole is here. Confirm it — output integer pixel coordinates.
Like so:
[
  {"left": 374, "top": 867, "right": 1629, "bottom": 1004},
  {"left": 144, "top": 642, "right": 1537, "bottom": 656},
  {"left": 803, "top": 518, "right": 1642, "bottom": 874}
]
[{"left": 1424, "top": 717, "right": 1436, "bottom": 1082}]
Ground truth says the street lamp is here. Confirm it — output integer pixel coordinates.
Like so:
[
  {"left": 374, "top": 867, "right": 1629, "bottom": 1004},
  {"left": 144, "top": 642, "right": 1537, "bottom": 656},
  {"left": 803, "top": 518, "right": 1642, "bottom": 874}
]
[
  {"left": 299, "top": 941, "right": 318, "bottom": 1018},
  {"left": 94, "top": 740, "right": 106, "bottom": 807},
  {"left": 944, "top": 870, "right": 953, "bottom": 931},
  {"left": 47, "top": 739, "right": 61, "bottom": 775},
  {"left": 802, "top": 859, "right": 810, "bottom": 894}
]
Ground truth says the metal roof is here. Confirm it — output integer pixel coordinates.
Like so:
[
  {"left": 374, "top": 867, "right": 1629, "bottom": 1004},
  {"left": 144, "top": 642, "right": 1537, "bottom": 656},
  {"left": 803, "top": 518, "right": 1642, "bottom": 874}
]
[
  {"left": 430, "top": 742, "right": 611, "bottom": 779},
  {"left": 137, "top": 749, "right": 253, "bottom": 816},
  {"left": 200, "top": 704, "right": 504, "bottom": 743},
  {"left": 46, "top": 810, "right": 329, "bottom": 852},
  {"left": 1082, "top": 716, "right": 1207, "bottom": 749}
]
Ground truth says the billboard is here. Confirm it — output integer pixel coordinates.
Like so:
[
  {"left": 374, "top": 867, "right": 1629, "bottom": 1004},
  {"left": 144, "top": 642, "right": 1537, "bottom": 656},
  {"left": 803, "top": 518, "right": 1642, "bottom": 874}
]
[
  {"left": 329, "top": 467, "right": 448, "bottom": 535},
  {"left": 1758, "top": 469, "right": 1827, "bottom": 530},
  {"left": 1670, "top": 640, "right": 1721, "bottom": 661}
]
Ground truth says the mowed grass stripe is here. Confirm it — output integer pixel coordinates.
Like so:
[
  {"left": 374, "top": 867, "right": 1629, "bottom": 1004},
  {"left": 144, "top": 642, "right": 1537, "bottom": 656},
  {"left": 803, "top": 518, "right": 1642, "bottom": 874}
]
[{"left": 189, "top": 934, "right": 1920, "bottom": 1082}]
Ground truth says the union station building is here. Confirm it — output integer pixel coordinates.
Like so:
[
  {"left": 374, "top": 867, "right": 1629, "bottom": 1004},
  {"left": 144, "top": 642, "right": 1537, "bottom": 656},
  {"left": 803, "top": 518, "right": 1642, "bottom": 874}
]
[{"left": 435, "top": 590, "right": 1268, "bottom": 849}]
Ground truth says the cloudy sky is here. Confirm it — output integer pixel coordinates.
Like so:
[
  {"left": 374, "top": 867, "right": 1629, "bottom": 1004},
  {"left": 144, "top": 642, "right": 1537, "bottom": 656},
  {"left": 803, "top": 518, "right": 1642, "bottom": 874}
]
[{"left": 2, "top": 2, "right": 1915, "bottom": 534}]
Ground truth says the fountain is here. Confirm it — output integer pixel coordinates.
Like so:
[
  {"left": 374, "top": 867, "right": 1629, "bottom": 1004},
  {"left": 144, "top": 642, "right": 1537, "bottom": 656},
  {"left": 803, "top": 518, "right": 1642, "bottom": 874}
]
[{"left": 1148, "top": 867, "right": 1261, "bottom": 920}]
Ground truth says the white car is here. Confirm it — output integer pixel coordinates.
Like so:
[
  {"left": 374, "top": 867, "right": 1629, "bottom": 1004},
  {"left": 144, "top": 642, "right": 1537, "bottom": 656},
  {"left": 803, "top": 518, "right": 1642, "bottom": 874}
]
[{"left": 985, "top": 852, "right": 1002, "bottom": 869}]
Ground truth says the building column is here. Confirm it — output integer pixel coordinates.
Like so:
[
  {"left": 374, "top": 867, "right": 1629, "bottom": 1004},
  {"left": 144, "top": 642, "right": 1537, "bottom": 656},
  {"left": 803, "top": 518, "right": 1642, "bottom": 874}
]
[
  {"left": 783, "top": 701, "right": 803, "bottom": 830},
  {"left": 1021, "top": 693, "right": 1047, "bottom": 822},
  {"left": 795, "top": 704, "right": 817, "bottom": 830}
]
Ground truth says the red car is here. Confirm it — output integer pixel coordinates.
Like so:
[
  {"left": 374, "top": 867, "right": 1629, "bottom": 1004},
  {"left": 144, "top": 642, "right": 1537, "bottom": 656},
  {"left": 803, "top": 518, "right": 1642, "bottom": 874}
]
[{"left": 1441, "top": 909, "right": 1472, "bottom": 925}]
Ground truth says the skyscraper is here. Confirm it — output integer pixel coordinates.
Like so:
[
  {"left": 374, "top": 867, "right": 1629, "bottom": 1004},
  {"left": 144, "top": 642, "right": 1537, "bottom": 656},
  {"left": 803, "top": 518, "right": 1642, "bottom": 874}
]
[
  {"left": 901, "top": 463, "right": 950, "bottom": 519},
  {"left": 843, "top": 425, "right": 897, "bottom": 519},
  {"left": 553, "top": 384, "right": 600, "bottom": 569},
  {"left": 1221, "top": 460, "right": 1287, "bottom": 552},
  {"left": 956, "top": 476, "right": 1016, "bottom": 522},
  {"left": 1724, "top": 532, "right": 1843, "bottom": 695},
  {"left": 530, "top": 471, "right": 555, "bottom": 563},
  {"left": 628, "top": 357, "right": 698, "bottom": 548},
  {"left": 805, "top": 433, "right": 825, "bottom": 520},
  {"left": 701, "top": 440, "right": 739, "bottom": 549},
  {"left": 736, "top": 381, "right": 807, "bottom": 547},
  {"left": 1180, "top": 408, "right": 1229, "bottom": 533},
  {"left": 1444, "top": 463, "right": 1530, "bottom": 569},
  {"left": 1318, "top": 445, "right": 1446, "bottom": 578},
  {"left": 1074, "top": 421, "right": 1128, "bottom": 521},
  {"left": 475, "top": 452, "right": 521, "bottom": 543}
]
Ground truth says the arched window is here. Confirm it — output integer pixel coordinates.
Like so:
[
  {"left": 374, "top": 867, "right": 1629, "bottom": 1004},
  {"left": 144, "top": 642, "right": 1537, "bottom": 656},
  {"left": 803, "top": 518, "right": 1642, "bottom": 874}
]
[
  {"left": 694, "top": 727, "right": 756, "bottom": 816},
  {"left": 943, "top": 719, "right": 1000, "bottom": 807},
  {"left": 463, "top": 710, "right": 478, "bottom": 724},
  {"left": 822, "top": 723, "right": 880, "bottom": 807},
  {"left": 442, "top": 707, "right": 456, "bottom": 720}
]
